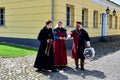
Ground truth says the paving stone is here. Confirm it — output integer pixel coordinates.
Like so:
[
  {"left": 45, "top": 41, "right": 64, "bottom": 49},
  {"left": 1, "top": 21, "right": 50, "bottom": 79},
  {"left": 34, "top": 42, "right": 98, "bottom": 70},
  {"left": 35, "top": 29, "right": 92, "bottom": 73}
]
[{"left": 0, "top": 40, "right": 120, "bottom": 80}]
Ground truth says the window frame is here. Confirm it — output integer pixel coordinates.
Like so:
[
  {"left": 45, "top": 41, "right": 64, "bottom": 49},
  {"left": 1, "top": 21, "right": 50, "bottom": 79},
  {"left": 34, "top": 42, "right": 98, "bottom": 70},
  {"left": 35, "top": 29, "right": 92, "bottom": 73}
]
[
  {"left": 66, "top": 4, "right": 74, "bottom": 27},
  {"left": 66, "top": 6, "right": 71, "bottom": 27},
  {"left": 93, "top": 10, "right": 98, "bottom": 28},
  {"left": 0, "top": 7, "right": 5, "bottom": 26},
  {"left": 82, "top": 8, "right": 88, "bottom": 28}
]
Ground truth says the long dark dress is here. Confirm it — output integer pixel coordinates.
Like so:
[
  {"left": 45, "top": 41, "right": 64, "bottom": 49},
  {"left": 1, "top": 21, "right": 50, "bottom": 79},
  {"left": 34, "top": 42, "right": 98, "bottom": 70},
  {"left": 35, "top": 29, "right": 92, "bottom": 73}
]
[
  {"left": 34, "top": 26, "right": 55, "bottom": 70},
  {"left": 70, "top": 29, "right": 90, "bottom": 59},
  {"left": 53, "top": 27, "right": 67, "bottom": 66}
]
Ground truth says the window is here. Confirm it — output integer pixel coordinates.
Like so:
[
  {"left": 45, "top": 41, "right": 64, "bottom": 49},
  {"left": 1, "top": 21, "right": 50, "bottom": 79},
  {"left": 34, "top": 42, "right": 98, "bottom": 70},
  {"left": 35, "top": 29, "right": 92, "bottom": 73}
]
[
  {"left": 93, "top": 11, "right": 98, "bottom": 28},
  {"left": 100, "top": 14, "right": 102, "bottom": 24},
  {"left": 109, "top": 15, "right": 112, "bottom": 28},
  {"left": 66, "top": 5, "right": 74, "bottom": 27},
  {"left": 0, "top": 8, "right": 5, "bottom": 26},
  {"left": 115, "top": 16, "right": 118, "bottom": 29},
  {"left": 107, "top": 15, "right": 109, "bottom": 25},
  {"left": 66, "top": 6, "right": 70, "bottom": 26},
  {"left": 82, "top": 8, "right": 88, "bottom": 27}
]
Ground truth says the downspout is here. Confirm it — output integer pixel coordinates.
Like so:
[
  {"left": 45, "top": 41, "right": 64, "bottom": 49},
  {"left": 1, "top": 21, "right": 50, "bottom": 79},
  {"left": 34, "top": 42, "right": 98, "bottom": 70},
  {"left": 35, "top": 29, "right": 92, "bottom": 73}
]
[
  {"left": 52, "top": 0, "right": 54, "bottom": 29},
  {"left": 100, "top": 11, "right": 107, "bottom": 42}
]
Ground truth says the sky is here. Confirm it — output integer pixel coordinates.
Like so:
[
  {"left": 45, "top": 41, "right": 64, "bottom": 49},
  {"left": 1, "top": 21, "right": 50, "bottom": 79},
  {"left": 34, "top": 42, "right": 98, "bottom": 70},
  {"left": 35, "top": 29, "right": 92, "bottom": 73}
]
[{"left": 110, "top": 0, "right": 120, "bottom": 5}]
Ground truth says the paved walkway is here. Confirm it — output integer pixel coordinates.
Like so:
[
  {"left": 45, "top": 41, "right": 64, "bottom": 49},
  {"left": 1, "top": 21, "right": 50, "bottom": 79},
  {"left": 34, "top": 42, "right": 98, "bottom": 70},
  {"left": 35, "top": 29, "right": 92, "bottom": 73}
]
[{"left": 0, "top": 40, "right": 120, "bottom": 80}]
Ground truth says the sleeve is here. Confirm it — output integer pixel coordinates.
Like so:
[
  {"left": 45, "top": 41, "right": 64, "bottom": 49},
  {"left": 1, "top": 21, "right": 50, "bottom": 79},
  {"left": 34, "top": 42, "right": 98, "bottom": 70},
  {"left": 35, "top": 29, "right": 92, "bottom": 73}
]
[
  {"left": 37, "top": 30, "right": 47, "bottom": 42},
  {"left": 86, "top": 41, "right": 91, "bottom": 46},
  {"left": 51, "top": 31, "right": 54, "bottom": 41},
  {"left": 64, "top": 31, "right": 68, "bottom": 38},
  {"left": 53, "top": 31, "right": 60, "bottom": 39},
  {"left": 84, "top": 30, "right": 90, "bottom": 41},
  {"left": 83, "top": 30, "right": 91, "bottom": 47},
  {"left": 70, "top": 31, "right": 73, "bottom": 37}
]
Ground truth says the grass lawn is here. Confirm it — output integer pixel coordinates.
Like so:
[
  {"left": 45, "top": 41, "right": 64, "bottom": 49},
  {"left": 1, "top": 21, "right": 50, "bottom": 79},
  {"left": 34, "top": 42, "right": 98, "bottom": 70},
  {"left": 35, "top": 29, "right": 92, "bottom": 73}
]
[{"left": 0, "top": 43, "right": 37, "bottom": 58}]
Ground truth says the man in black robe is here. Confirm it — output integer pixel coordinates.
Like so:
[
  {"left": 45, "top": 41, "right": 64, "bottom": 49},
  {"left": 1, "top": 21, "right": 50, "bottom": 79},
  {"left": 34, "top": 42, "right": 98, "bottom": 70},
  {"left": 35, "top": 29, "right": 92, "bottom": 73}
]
[{"left": 34, "top": 20, "right": 58, "bottom": 72}]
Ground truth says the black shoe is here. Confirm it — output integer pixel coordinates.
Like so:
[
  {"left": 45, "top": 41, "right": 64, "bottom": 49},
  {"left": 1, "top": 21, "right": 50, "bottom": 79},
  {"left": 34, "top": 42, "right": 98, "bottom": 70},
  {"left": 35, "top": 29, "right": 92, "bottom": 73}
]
[
  {"left": 52, "top": 69, "right": 59, "bottom": 72},
  {"left": 36, "top": 68, "right": 42, "bottom": 72},
  {"left": 75, "top": 66, "right": 79, "bottom": 69},
  {"left": 80, "top": 68, "right": 85, "bottom": 71}
]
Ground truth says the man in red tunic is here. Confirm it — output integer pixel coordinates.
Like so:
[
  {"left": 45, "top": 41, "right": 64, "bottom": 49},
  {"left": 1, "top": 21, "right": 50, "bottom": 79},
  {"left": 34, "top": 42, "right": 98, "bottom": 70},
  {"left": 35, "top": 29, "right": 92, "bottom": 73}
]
[
  {"left": 53, "top": 21, "right": 67, "bottom": 67},
  {"left": 68, "top": 21, "right": 91, "bottom": 70}
]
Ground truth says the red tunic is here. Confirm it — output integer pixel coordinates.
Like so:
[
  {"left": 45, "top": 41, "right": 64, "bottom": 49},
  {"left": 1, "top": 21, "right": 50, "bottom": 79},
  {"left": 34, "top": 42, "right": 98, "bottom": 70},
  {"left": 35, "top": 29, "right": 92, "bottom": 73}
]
[
  {"left": 70, "top": 31, "right": 79, "bottom": 59},
  {"left": 54, "top": 28, "right": 67, "bottom": 66},
  {"left": 70, "top": 29, "right": 90, "bottom": 59}
]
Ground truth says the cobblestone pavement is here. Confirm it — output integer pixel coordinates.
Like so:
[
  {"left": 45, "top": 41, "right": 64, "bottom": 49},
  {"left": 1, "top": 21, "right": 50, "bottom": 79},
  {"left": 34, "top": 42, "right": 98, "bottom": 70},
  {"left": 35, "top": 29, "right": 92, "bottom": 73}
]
[{"left": 0, "top": 40, "right": 120, "bottom": 80}]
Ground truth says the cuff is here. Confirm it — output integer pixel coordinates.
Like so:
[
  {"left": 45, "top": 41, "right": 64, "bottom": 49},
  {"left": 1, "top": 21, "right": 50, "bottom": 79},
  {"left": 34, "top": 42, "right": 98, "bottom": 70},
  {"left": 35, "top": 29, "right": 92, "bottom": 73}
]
[{"left": 86, "top": 41, "right": 91, "bottom": 47}]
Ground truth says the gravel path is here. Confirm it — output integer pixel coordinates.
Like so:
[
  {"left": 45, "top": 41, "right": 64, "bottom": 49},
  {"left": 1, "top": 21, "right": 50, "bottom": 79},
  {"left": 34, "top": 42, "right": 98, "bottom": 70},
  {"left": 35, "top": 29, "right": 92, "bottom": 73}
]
[{"left": 0, "top": 40, "right": 120, "bottom": 80}]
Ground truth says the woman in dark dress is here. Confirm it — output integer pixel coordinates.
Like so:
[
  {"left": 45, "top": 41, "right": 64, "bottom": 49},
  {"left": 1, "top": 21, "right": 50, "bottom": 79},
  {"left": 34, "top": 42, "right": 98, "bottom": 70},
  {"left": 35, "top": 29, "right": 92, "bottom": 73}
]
[{"left": 34, "top": 20, "right": 58, "bottom": 72}]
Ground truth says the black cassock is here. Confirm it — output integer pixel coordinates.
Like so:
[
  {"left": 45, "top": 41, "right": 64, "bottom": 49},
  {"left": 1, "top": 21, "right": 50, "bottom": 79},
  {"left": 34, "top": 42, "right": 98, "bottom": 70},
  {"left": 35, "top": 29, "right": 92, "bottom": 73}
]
[{"left": 34, "top": 26, "right": 55, "bottom": 70}]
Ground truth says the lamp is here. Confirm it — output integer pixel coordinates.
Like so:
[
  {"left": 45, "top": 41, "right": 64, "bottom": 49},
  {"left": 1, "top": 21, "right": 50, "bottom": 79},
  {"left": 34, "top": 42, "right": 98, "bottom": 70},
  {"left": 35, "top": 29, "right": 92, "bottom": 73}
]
[
  {"left": 106, "top": 7, "right": 110, "bottom": 14},
  {"left": 113, "top": 9, "right": 116, "bottom": 16}
]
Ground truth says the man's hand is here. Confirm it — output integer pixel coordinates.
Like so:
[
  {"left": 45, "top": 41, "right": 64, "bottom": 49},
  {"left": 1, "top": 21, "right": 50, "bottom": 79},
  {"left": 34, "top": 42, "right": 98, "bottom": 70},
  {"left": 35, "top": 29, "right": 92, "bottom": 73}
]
[{"left": 67, "top": 35, "right": 71, "bottom": 40}]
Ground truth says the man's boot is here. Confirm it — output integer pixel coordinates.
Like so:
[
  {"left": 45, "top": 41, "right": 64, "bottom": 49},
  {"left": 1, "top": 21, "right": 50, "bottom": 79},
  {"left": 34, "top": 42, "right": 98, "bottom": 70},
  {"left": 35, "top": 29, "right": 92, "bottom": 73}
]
[
  {"left": 80, "top": 59, "right": 85, "bottom": 71},
  {"left": 75, "top": 59, "right": 79, "bottom": 69}
]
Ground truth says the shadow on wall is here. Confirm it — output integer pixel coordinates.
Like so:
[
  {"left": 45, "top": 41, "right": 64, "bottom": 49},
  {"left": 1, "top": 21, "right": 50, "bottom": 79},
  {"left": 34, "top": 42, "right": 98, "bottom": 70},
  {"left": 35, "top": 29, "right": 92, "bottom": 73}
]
[{"left": 0, "top": 37, "right": 40, "bottom": 49}]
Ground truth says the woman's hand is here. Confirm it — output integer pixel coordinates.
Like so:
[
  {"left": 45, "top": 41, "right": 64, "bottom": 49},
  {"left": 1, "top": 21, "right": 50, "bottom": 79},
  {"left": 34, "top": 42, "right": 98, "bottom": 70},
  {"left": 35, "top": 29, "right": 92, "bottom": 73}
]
[
  {"left": 67, "top": 35, "right": 71, "bottom": 40},
  {"left": 59, "top": 37, "right": 63, "bottom": 39},
  {"left": 62, "top": 37, "right": 66, "bottom": 40}
]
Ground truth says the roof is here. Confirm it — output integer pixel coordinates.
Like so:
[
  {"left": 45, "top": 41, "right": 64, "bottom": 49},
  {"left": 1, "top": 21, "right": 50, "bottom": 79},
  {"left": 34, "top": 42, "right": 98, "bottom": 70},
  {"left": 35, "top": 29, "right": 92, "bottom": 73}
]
[
  {"left": 90, "top": 0, "right": 120, "bottom": 11},
  {"left": 107, "top": 0, "right": 120, "bottom": 7}
]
